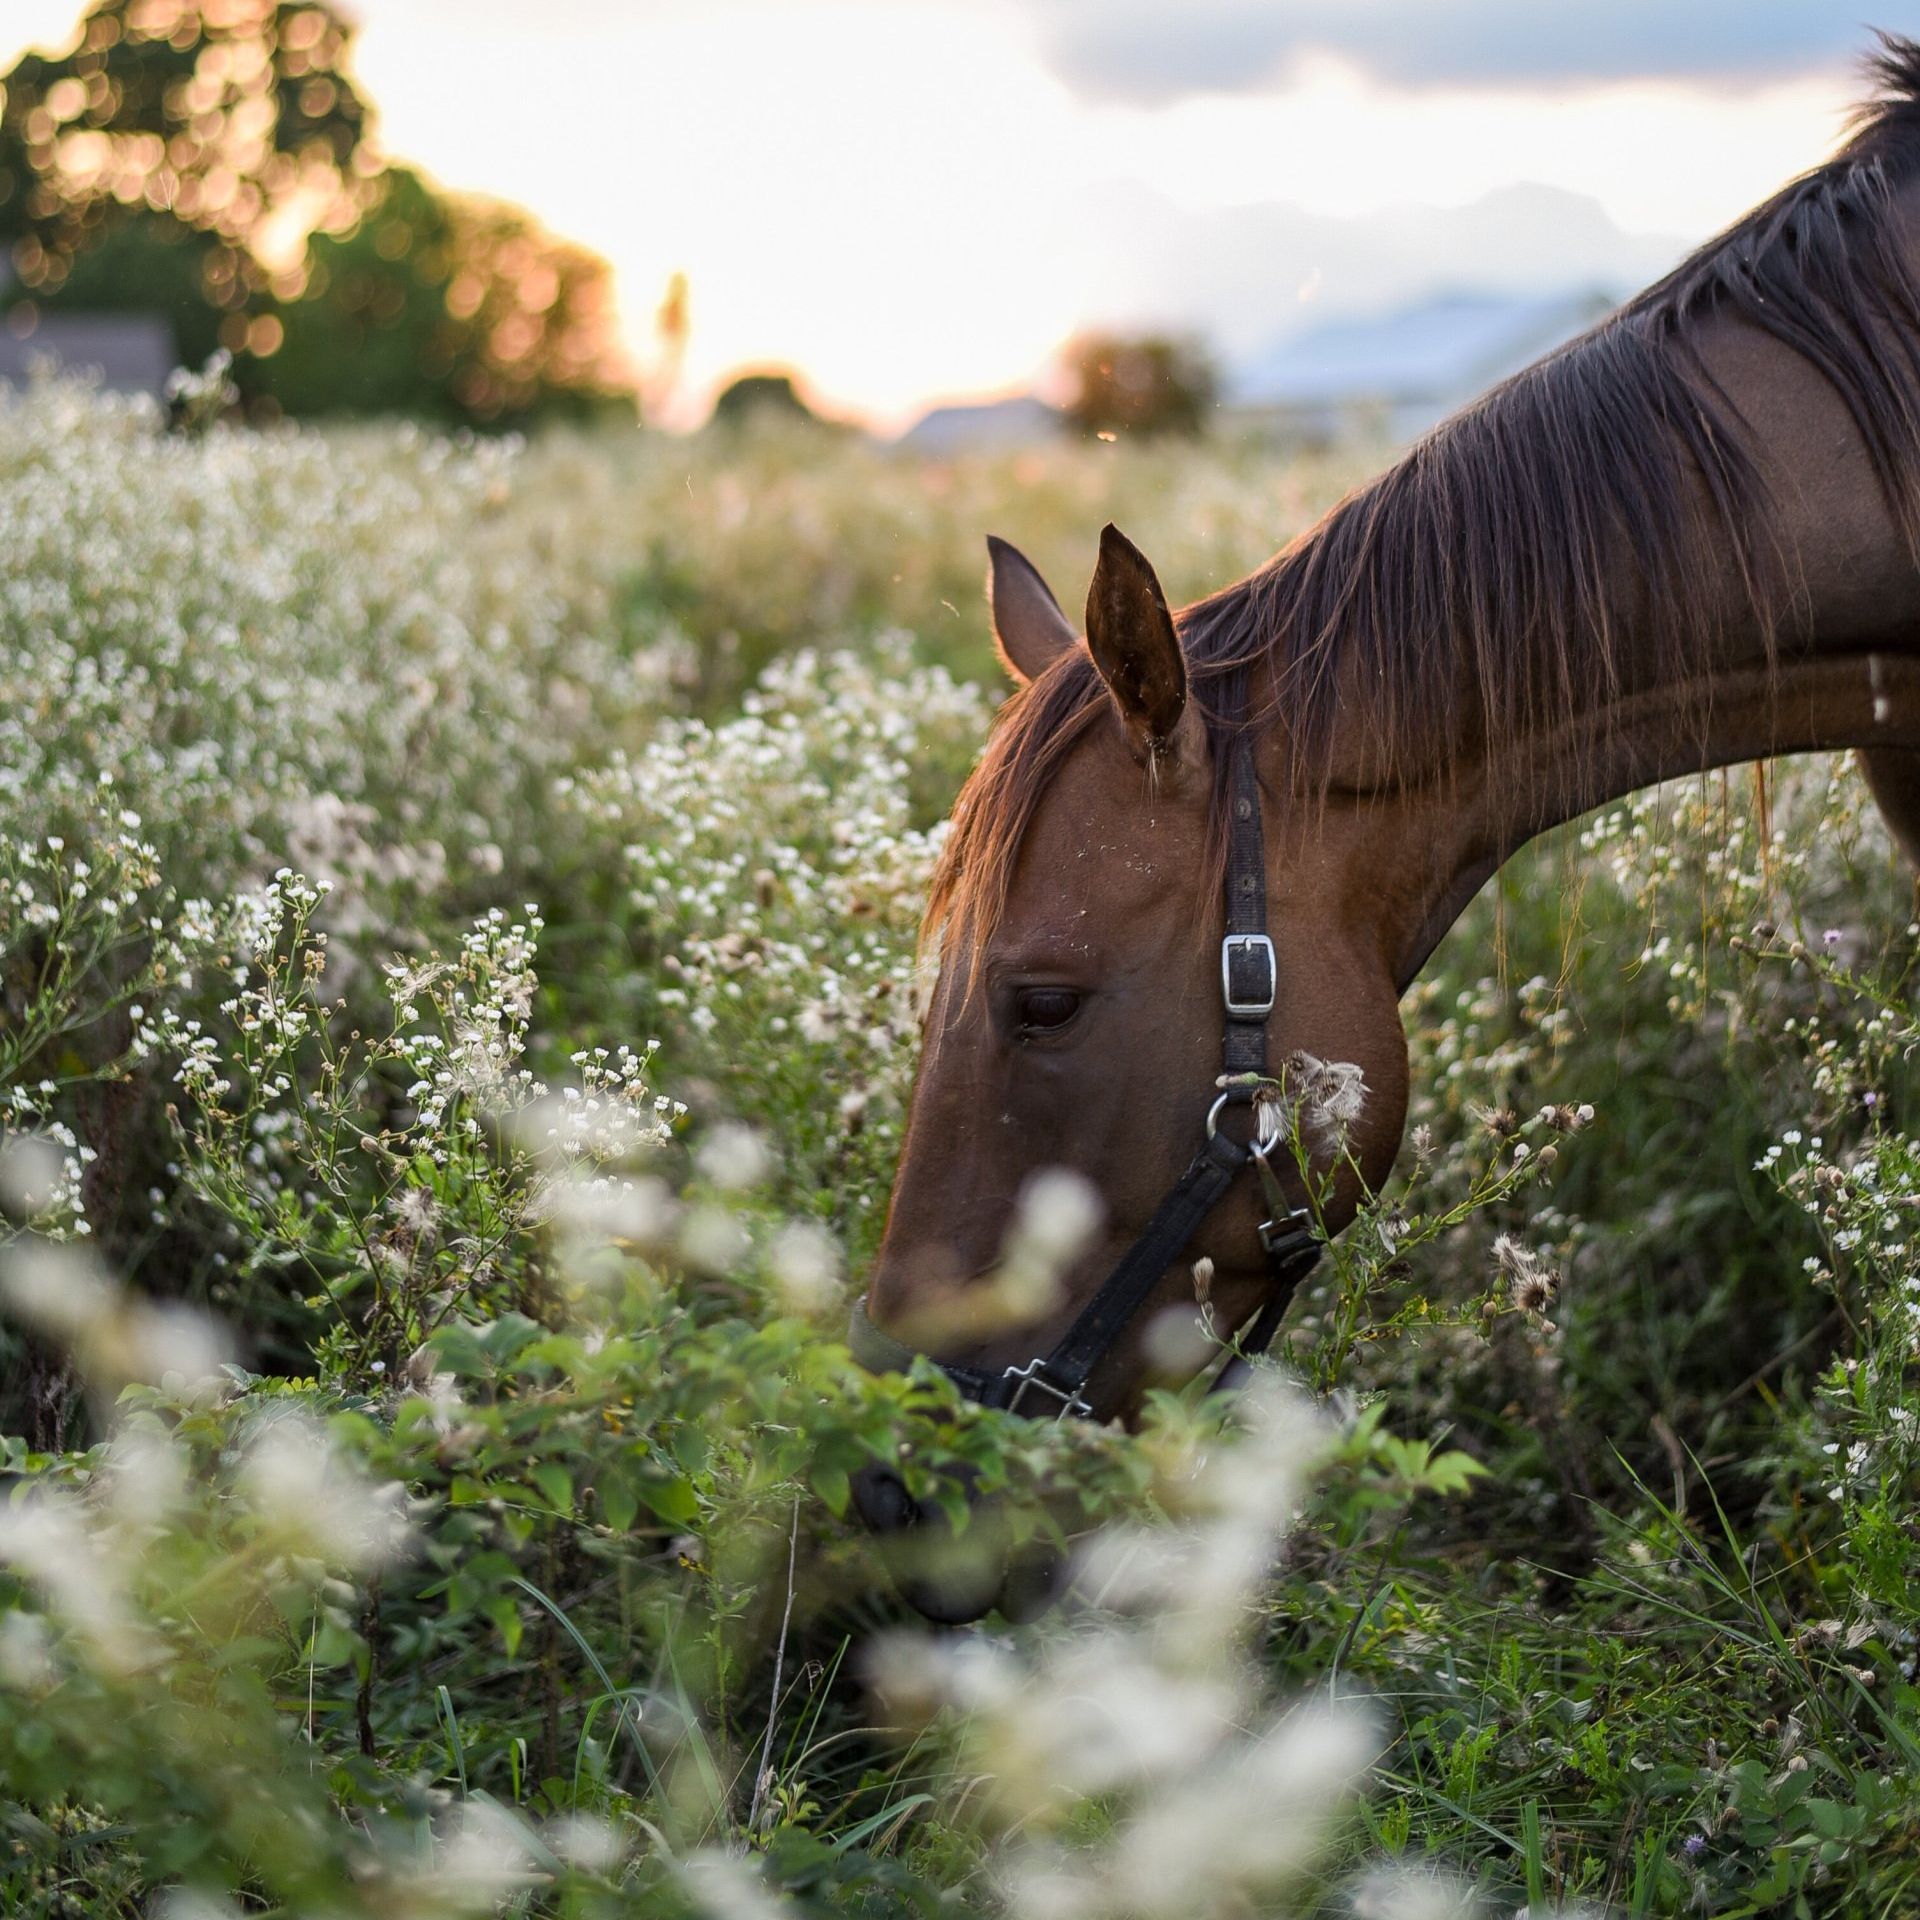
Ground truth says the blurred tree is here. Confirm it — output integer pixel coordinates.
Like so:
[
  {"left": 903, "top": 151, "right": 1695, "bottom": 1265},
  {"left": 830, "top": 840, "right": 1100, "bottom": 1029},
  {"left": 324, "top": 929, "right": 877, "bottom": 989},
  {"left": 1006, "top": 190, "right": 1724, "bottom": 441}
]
[
  {"left": 257, "top": 165, "right": 633, "bottom": 426},
  {"left": 710, "top": 369, "right": 826, "bottom": 428},
  {"left": 0, "top": 1, "right": 635, "bottom": 426},
  {"left": 0, "top": 1, "right": 368, "bottom": 302},
  {"left": 22, "top": 207, "right": 230, "bottom": 365},
  {"left": 1061, "top": 330, "right": 1219, "bottom": 438}
]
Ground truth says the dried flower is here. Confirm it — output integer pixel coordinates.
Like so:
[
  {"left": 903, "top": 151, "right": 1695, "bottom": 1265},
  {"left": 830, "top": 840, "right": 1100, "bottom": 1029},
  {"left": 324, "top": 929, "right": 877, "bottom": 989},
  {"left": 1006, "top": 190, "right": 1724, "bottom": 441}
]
[
  {"left": 394, "top": 1184, "right": 439, "bottom": 1236},
  {"left": 1191, "top": 1255, "right": 1215, "bottom": 1306},
  {"left": 1492, "top": 1233, "right": 1559, "bottom": 1315},
  {"left": 1288, "top": 1052, "right": 1367, "bottom": 1140}
]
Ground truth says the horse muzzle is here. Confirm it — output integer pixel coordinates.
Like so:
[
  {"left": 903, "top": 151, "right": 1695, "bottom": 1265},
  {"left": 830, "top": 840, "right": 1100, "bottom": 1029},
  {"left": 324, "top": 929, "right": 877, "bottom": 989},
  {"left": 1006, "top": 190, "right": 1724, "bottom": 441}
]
[{"left": 850, "top": 1463, "right": 1064, "bottom": 1624}]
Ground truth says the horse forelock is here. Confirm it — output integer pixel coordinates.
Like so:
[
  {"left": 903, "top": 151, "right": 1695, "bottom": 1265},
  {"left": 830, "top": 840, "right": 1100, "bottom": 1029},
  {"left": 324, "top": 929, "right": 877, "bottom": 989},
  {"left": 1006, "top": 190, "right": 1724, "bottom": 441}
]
[{"left": 922, "top": 652, "right": 1106, "bottom": 978}]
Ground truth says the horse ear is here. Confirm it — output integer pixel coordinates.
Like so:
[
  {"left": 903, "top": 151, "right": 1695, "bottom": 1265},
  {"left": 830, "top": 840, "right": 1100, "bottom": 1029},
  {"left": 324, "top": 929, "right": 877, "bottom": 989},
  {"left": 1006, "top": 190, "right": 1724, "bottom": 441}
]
[
  {"left": 987, "top": 535, "right": 1077, "bottom": 684},
  {"left": 1084, "top": 523, "right": 1186, "bottom": 757}
]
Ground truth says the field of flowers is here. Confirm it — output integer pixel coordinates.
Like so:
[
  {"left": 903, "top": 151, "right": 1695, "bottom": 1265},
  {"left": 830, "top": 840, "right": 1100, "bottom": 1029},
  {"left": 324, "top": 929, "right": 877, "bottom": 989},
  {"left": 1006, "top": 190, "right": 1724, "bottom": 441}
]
[{"left": 4, "top": 380, "right": 1920, "bottom": 1917}]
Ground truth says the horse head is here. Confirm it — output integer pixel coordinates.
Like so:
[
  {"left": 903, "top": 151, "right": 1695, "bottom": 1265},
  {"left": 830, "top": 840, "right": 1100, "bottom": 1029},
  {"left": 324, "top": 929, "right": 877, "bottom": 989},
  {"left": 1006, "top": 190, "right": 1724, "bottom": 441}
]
[{"left": 850, "top": 527, "right": 1414, "bottom": 1617}]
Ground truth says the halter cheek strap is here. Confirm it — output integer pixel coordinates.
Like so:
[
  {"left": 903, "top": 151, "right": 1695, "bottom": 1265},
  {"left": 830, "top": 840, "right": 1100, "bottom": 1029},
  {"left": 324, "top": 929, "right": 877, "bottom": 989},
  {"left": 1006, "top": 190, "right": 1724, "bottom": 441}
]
[{"left": 848, "top": 735, "right": 1321, "bottom": 1419}]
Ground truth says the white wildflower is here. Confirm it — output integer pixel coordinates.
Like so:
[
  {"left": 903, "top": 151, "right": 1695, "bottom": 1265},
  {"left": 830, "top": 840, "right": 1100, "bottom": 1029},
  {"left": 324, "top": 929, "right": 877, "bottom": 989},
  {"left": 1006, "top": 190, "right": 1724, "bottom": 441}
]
[
  {"left": 768, "top": 1221, "right": 842, "bottom": 1313},
  {"left": 553, "top": 1174, "right": 680, "bottom": 1252},
  {"left": 544, "top": 1813, "right": 627, "bottom": 1873},
  {"left": 0, "top": 1241, "right": 228, "bottom": 1389},
  {"left": 154, "top": 1894, "right": 248, "bottom": 1920},
  {"left": 0, "top": 1610, "right": 55, "bottom": 1691},
  {"left": 1142, "top": 1302, "right": 1215, "bottom": 1373},
  {"left": 678, "top": 1204, "right": 753, "bottom": 1274},
  {"left": 101, "top": 1427, "right": 189, "bottom": 1537},
  {"left": 237, "top": 1413, "right": 411, "bottom": 1570},
  {"left": 0, "top": 1494, "right": 145, "bottom": 1671},
  {"left": 395, "top": 1184, "right": 439, "bottom": 1235},
  {"left": 696, "top": 1121, "right": 772, "bottom": 1189},
  {"left": 1014, "top": 1167, "right": 1102, "bottom": 1267},
  {"left": 1260, "top": 1051, "right": 1368, "bottom": 1150},
  {"left": 681, "top": 1851, "right": 796, "bottom": 1920},
  {"left": 425, "top": 1799, "right": 542, "bottom": 1910},
  {"left": 1350, "top": 1865, "right": 1480, "bottom": 1920},
  {"left": 1105, "top": 1699, "right": 1380, "bottom": 1912},
  {"left": 0, "top": 1132, "right": 70, "bottom": 1221}
]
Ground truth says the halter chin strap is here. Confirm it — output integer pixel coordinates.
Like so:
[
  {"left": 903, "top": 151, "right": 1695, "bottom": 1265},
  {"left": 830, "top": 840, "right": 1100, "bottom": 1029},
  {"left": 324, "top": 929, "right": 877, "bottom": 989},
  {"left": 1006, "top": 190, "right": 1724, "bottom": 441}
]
[{"left": 848, "top": 734, "right": 1321, "bottom": 1419}]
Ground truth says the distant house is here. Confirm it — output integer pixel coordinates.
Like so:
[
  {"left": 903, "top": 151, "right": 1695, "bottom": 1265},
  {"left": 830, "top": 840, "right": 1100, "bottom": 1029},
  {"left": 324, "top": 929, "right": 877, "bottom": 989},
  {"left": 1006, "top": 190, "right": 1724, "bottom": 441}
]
[
  {"left": 0, "top": 266, "right": 176, "bottom": 399},
  {"left": 1230, "top": 288, "right": 1618, "bottom": 443},
  {"left": 898, "top": 393, "right": 1061, "bottom": 453}
]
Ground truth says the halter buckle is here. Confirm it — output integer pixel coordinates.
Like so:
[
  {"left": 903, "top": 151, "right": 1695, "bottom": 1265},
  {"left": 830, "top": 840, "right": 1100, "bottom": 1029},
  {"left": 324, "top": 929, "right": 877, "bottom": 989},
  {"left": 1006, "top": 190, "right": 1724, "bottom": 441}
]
[
  {"left": 1258, "top": 1205, "right": 1316, "bottom": 1259},
  {"left": 998, "top": 1357, "right": 1093, "bottom": 1420},
  {"left": 1221, "top": 934, "right": 1276, "bottom": 1017}
]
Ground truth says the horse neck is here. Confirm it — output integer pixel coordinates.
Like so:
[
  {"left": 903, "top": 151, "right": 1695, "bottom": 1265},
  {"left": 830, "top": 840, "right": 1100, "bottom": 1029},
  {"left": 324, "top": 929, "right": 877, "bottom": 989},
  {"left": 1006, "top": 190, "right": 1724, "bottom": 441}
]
[{"left": 1326, "top": 311, "right": 1920, "bottom": 991}]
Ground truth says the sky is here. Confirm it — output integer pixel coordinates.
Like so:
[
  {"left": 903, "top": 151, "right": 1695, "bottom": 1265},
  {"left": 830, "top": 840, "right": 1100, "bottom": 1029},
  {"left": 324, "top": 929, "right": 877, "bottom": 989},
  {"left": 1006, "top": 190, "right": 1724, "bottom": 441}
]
[{"left": 3, "top": 0, "right": 1900, "bottom": 428}]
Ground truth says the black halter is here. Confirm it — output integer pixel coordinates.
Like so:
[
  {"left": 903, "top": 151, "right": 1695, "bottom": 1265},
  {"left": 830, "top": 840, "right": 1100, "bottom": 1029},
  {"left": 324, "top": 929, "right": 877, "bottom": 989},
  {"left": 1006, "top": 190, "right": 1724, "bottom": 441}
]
[{"left": 848, "top": 735, "right": 1321, "bottom": 1419}]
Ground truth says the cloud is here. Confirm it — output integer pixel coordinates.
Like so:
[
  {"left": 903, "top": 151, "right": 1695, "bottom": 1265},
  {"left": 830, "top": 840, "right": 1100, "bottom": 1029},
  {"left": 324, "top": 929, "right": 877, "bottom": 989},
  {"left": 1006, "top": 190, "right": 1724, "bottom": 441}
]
[
  {"left": 1054, "top": 180, "right": 1688, "bottom": 367},
  {"left": 1027, "top": 2, "right": 1875, "bottom": 103}
]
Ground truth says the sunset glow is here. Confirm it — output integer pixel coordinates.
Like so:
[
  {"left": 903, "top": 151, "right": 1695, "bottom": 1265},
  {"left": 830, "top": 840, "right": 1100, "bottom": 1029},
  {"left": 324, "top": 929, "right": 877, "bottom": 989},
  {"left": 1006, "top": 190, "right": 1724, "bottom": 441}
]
[{"left": 3, "top": 0, "right": 1866, "bottom": 426}]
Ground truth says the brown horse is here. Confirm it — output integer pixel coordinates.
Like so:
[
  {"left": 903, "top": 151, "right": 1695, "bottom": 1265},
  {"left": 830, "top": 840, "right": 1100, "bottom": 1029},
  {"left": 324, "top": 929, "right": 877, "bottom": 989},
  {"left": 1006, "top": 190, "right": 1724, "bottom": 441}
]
[{"left": 854, "top": 37, "right": 1920, "bottom": 1584}]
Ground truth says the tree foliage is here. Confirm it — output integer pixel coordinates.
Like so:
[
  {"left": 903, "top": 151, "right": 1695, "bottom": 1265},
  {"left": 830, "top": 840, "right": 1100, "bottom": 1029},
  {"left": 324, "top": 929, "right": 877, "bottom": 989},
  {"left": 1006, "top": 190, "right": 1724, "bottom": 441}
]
[
  {"left": 21, "top": 206, "right": 230, "bottom": 366},
  {"left": 0, "top": 0, "right": 367, "bottom": 300},
  {"left": 709, "top": 368, "right": 825, "bottom": 428},
  {"left": 1061, "top": 330, "right": 1219, "bottom": 439},
  {"left": 259, "top": 165, "right": 633, "bottom": 426},
  {"left": 0, "top": 1, "right": 634, "bottom": 426}
]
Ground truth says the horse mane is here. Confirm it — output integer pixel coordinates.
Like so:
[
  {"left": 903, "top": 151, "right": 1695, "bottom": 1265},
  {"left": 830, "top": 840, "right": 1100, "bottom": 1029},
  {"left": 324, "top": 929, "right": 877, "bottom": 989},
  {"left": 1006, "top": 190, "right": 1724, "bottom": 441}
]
[{"left": 927, "top": 33, "right": 1920, "bottom": 965}]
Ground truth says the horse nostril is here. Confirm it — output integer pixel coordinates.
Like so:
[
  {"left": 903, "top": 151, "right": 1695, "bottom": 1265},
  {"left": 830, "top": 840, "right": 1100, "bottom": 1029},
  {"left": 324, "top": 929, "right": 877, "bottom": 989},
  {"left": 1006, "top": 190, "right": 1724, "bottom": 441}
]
[
  {"left": 851, "top": 1465, "right": 1017, "bottom": 1623},
  {"left": 998, "top": 1538, "right": 1067, "bottom": 1623},
  {"left": 851, "top": 1464, "right": 918, "bottom": 1534}
]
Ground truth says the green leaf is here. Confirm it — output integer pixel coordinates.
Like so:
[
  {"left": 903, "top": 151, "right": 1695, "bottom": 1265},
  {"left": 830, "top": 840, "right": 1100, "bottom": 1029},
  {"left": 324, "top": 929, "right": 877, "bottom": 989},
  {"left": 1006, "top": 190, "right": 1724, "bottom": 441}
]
[
  {"left": 485, "top": 1591, "right": 524, "bottom": 1659},
  {"left": 309, "top": 1620, "right": 367, "bottom": 1670},
  {"left": 1425, "top": 1449, "right": 1489, "bottom": 1495},
  {"left": 813, "top": 1462, "right": 850, "bottom": 1516},
  {"left": 601, "top": 1475, "right": 639, "bottom": 1534},
  {"left": 637, "top": 1472, "right": 699, "bottom": 1525},
  {"left": 1805, "top": 1798, "right": 1863, "bottom": 1840},
  {"left": 530, "top": 1462, "right": 573, "bottom": 1515}
]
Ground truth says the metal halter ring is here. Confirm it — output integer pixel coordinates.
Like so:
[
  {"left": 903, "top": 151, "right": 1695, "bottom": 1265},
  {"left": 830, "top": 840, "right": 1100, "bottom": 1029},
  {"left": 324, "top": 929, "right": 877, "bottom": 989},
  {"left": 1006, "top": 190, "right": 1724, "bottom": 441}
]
[{"left": 1208, "top": 1082, "right": 1288, "bottom": 1159}]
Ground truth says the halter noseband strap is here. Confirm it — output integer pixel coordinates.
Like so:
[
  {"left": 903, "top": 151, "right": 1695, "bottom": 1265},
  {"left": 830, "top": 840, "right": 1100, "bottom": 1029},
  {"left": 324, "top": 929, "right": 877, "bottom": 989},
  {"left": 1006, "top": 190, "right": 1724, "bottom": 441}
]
[{"left": 848, "top": 734, "right": 1320, "bottom": 1419}]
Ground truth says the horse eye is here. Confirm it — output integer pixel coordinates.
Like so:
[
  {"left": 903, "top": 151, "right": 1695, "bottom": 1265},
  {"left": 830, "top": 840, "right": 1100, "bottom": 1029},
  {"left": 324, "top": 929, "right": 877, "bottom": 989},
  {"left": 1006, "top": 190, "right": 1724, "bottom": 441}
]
[{"left": 1015, "top": 987, "right": 1082, "bottom": 1034}]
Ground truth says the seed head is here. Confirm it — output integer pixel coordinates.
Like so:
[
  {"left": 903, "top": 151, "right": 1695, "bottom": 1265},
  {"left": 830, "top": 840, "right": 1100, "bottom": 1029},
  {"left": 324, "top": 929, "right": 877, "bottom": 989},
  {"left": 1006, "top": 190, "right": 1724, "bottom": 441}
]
[
  {"left": 1492, "top": 1233, "right": 1559, "bottom": 1315},
  {"left": 1191, "top": 1256, "right": 1214, "bottom": 1306}
]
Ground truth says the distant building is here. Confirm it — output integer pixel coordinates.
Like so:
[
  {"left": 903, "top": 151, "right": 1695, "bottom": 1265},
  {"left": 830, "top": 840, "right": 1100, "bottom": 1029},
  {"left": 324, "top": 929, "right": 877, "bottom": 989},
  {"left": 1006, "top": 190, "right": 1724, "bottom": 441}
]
[
  {"left": 1230, "top": 288, "right": 1618, "bottom": 443},
  {"left": 0, "top": 267, "right": 177, "bottom": 399},
  {"left": 898, "top": 393, "right": 1061, "bottom": 453}
]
